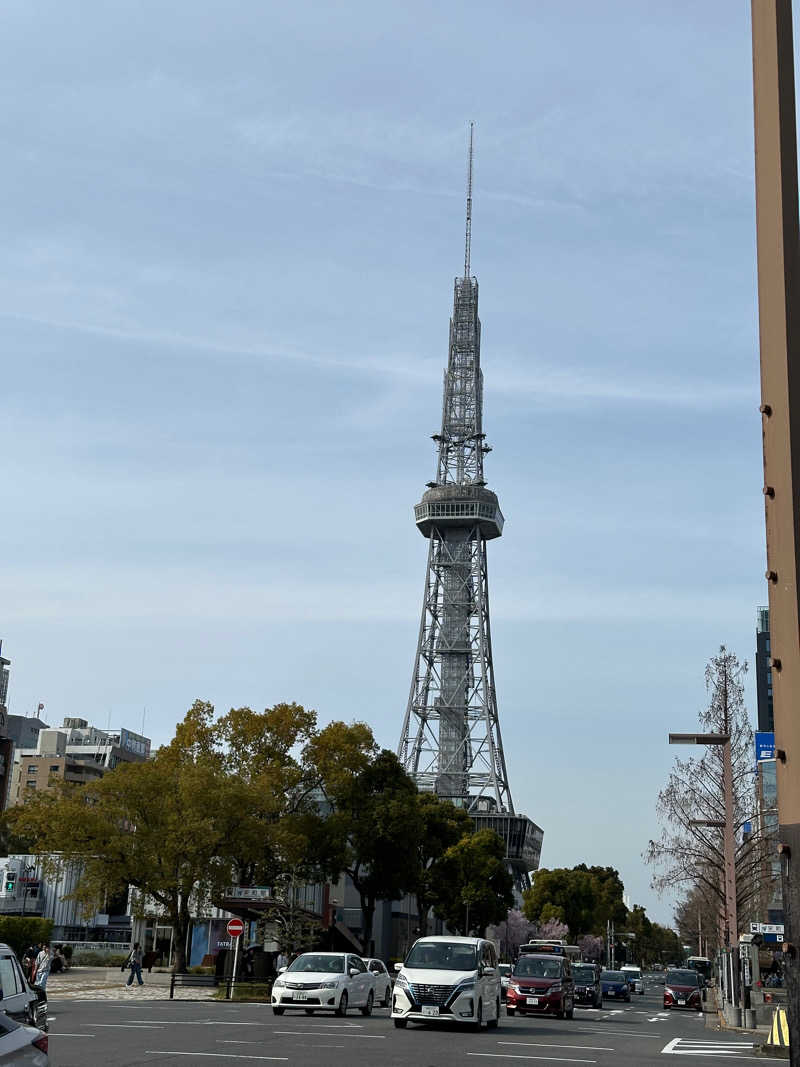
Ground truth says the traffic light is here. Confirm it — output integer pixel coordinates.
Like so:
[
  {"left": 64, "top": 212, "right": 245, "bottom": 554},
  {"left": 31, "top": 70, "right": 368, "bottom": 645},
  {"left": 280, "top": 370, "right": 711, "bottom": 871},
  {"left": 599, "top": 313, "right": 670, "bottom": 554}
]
[{"left": 4, "top": 871, "right": 15, "bottom": 894}]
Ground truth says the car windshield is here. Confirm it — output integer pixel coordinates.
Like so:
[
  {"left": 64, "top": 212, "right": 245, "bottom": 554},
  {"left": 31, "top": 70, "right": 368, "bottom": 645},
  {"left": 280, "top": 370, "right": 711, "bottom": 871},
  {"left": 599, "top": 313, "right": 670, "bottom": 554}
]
[
  {"left": 666, "top": 970, "right": 698, "bottom": 987},
  {"left": 573, "top": 967, "right": 596, "bottom": 983},
  {"left": 601, "top": 971, "right": 625, "bottom": 982},
  {"left": 405, "top": 941, "right": 478, "bottom": 971},
  {"left": 513, "top": 957, "right": 563, "bottom": 979},
  {"left": 623, "top": 971, "right": 641, "bottom": 980},
  {"left": 287, "top": 954, "right": 344, "bottom": 974}
]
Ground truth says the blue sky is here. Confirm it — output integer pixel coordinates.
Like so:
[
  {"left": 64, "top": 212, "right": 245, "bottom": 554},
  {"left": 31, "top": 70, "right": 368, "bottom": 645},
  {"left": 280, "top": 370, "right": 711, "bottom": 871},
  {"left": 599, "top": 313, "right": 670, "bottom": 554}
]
[{"left": 1, "top": 2, "right": 772, "bottom": 925}]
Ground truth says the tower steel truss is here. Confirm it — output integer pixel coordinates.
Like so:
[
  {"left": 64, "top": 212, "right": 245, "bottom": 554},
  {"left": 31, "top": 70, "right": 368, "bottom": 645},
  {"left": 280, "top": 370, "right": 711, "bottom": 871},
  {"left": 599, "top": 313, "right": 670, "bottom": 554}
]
[{"left": 398, "top": 128, "right": 514, "bottom": 816}]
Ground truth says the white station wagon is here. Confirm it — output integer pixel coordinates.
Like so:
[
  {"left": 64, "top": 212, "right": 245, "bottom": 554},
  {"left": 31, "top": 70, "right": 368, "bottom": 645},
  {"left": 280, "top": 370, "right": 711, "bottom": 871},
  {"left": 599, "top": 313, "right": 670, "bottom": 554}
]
[{"left": 271, "top": 952, "right": 376, "bottom": 1016}]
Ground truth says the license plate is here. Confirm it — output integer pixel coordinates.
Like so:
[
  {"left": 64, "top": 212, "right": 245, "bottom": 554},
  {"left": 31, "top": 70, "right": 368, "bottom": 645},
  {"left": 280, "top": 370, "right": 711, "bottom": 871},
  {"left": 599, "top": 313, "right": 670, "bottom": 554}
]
[
  {"left": 293, "top": 991, "right": 308, "bottom": 1001},
  {"left": 526, "top": 997, "right": 539, "bottom": 1005},
  {"left": 678, "top": 998, "right": 686, "bottom": 1005},
  {"left": 422, "top": 1005, "right": 439, "bottom": 1017}
]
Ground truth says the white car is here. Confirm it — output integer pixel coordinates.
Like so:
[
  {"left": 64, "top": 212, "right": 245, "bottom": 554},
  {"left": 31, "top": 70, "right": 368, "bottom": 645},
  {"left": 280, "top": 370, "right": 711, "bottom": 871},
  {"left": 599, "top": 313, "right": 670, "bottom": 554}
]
[
  {"left": 0, "top": 1013, "right": 48, "bottom": 1064},
  {"left": 271, "top": 952, "right": 376, "bottom": 1016},
  {"left": 391, "top": 935, "right": 501, "bottom": 1030},
  {"left": 362, "top": 958, "right": 392, "bottom": 1007},
  {"left": 620, "top": 967, "right": 644, "bottom": 995}
]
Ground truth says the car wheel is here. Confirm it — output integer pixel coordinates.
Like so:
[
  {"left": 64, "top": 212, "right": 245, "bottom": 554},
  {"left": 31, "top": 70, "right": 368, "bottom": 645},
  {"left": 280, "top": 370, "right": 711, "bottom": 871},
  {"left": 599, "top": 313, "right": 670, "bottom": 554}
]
[
  {"left": 506, "top": 1007, "right": 516, "bottom": 1017},
  {"left": 272, "top": 1007, "right": 284, "bottom": 1016},
  {"left": 361, "top": 991, "right": 373, "bottom": 1016},
  {"left": 382, "top": 983, "right": 390, "bottom": 1008},
  {"left": 472, "top": 998, "right": 483, "bottom": 1032},
  {"left": 393, "top": 1017, "right": 407, "bottom": 1028},
  {"left": 336, "top": 991, "right": 348, "bottom": 1017},
  {"left": 487, "top": 997, "right": 500, "bottom": 1029}
]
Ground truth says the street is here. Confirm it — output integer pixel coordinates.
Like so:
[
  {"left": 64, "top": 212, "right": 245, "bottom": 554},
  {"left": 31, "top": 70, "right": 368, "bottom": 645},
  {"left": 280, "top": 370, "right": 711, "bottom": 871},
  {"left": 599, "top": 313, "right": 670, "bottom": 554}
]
[{"left": 46, "top": 987, "right": 759, "bottom": 1065}]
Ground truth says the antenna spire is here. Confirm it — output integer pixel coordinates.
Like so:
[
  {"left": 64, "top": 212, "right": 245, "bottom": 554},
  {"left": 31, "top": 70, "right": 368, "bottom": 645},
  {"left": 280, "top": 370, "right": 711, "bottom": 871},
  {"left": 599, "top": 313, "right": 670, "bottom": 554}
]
[{"left": 464, "top": 122, "right": 474, "bottom": 278}]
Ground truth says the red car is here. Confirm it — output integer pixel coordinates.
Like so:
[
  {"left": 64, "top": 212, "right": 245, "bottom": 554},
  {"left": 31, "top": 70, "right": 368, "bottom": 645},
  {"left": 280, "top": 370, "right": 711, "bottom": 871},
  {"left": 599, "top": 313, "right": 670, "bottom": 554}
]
[
  {"left": 663, "top": 968, "right": 703, "bottom": 1012},
  {"left": 506, "top": 953, "right": 574, "bottom": 1019}
]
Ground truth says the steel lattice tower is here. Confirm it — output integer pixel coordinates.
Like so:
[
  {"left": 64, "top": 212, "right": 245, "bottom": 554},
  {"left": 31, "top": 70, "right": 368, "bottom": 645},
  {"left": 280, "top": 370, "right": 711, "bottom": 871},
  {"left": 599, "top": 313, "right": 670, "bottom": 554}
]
[{"left": 398, "top": 125, "right": 515, "bottom": 816}]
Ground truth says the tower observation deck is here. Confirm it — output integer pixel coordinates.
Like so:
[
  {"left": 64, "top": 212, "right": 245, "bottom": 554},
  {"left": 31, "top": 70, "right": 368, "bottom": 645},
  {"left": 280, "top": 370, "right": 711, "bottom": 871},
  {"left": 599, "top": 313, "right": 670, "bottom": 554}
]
[{"left": 397, "top": 127, "right": 542, "bottom": 887}]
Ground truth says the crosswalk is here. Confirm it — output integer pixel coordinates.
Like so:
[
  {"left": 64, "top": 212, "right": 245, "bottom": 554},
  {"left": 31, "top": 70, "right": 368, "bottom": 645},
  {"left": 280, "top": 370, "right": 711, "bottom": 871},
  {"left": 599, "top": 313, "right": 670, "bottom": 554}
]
[{"left": 661, "top": 1036, "right": 754, "bottom": 1057}]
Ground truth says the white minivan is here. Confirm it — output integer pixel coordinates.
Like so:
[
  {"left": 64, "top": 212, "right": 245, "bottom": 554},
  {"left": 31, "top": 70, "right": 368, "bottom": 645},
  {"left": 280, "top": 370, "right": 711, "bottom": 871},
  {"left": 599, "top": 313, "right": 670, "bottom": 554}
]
[
  {"left": 620, "top": 965, "right": 644, "bottom": 995},
  {"left": 391, "top": 935, "right": 501, "bottom": 1030}
]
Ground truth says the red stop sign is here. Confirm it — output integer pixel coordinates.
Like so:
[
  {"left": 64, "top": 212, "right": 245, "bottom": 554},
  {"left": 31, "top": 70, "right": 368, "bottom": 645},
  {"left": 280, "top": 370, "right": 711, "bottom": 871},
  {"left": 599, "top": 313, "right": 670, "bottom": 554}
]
[{"left": 226, "top": 918, "right": 244, "bottom": 938}]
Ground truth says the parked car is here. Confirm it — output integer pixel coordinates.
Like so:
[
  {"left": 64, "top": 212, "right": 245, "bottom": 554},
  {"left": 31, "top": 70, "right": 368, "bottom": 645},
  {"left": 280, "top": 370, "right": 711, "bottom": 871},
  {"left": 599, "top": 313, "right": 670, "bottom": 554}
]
[
  {"left": 0, "top": 945, "right": 47, "bottom": 1032},
  {"left": 271, "top": 952, "right": 376, "bottom": 1016},
  {"left": 600, "top": 970, "right": 631, "bottom": 1001},
  {"left": 663, "top": 968, "right": 703, "bottom": 1012},
  {"left": 571, "top": 963, "right": 602, "bottom": 1008},
  {"left": 0, "top": 1012, "right": 48, "bottom": 1064},
  {"left": 391, "top": 935, "right": 501, "bottom": 1030},
  {"left": 362, "top": 958, "right": 392, "bottom": 1007},
  {"left": 620, "top": 965, "right": 644, "bottom": 995},
  {"left": 498, "top": 963, "right": 513, "bottom": 1000},
  {"left": 506, "top": 952, "right": 575, "bottom": 1019}
]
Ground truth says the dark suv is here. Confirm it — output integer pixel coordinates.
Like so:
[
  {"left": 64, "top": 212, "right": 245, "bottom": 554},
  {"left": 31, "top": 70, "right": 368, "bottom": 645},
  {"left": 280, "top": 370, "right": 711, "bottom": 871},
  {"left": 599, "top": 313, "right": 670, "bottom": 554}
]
[
  {"left": 571, "top": 963, "right": 602, "bottom": 1008},
  {"left": 506, "top": 953, "right": 574, "bottom": 1019}
]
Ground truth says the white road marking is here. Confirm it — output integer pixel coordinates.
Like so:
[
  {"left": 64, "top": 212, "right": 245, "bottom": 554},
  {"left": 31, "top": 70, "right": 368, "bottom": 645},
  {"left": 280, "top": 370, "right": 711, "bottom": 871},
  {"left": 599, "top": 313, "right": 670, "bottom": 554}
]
[
  {"left": 661, "top": 1037, "right": 755, "bottom": 1056},
  {"left": 468, "top": 1054, "right": 597, "bottom": 1064},
  {"left": 499, "top": 1041, "right": 614, "bottom": 1051},
  {"left": 147, "top": 1054, "right": 288, "bottom": 1062},
  {"left": 49, "top": 1033, "right": 96, "bottom": 1037},
  {"left": 274, "top": 1029, "right": 386, "bottom": 1039},
  {"left": 83, "top": 1023, "right": 164, "bottom": 1029}
]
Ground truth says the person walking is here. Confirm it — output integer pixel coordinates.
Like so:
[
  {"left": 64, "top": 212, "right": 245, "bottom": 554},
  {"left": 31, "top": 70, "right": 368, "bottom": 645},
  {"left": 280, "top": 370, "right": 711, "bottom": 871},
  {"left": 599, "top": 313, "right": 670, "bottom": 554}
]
[
  {"left": 126, "top": 942, "right": 144, "bottom": 988},
  {"left": 32, "top": 944, "right": 51, "bottom": 991}
]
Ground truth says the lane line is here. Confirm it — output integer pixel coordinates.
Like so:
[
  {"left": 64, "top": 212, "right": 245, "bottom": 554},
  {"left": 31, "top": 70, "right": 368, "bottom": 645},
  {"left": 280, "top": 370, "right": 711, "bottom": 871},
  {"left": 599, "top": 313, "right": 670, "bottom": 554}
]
[
  {"left": 468, "top": 1055, "right": 596, "bottom": 1064},
  {"left": 274, "top": 1029, "right": 385, "bottom": 1039},
  {"left": 49, "top": 1033, "right": 96, "bottom": 1038},
  {"left": 499, "top": 1041, "right": 614, "bottom": 1051},
  {"left": 146, "top": 1054, "right": 288, "bottom": 1062},
  {"left": 82, "top": 1023, "right": 164, "bottom": 1029}
]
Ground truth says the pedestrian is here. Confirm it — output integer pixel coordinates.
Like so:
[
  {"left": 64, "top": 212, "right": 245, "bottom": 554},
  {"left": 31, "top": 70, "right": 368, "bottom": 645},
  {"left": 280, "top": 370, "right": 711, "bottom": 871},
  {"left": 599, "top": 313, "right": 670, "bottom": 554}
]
[
  {"left": 22, "top": 945, "right": 36, "bottom": 983},
  {"left": 125, "top": 942, "right": 145, "bottom": 988},
  {"left": 276, "top": 950, "right": 288, "bottom": 971},
  {"left": 32, "top": 943, "right": 51, "bottom": 991}
]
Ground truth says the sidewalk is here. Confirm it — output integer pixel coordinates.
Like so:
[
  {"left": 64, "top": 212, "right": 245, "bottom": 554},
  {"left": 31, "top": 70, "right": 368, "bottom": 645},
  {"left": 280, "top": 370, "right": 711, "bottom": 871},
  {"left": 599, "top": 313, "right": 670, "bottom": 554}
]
[{"left": 45, "top": 966, "right": 217, "bottom": 1001}]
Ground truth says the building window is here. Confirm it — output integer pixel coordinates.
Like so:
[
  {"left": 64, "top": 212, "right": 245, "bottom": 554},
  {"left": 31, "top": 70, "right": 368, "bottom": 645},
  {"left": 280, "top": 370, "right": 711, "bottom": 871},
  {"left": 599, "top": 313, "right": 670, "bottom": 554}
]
[
  {"left": 25, "top": 780, "right": 36, "bottom": 789},
  {"left": 27, "top": 766, "right": 37, "bottom": 774},
  {"left": 49, "top": 765, "right": 60, "bottom": 772}
]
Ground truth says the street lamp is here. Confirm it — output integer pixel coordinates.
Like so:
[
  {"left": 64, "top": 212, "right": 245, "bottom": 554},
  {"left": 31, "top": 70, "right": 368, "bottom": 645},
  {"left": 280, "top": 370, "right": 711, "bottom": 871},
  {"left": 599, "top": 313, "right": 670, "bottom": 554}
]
[{"left": 668, "top": 733, "right": 737, "bottom": 947}]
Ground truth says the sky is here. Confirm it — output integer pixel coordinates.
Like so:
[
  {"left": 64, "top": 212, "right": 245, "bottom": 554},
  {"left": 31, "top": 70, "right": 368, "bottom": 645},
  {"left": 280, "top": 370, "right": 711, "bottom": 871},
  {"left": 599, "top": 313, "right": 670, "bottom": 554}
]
[{"left": 0, "top": 1, "right": 776, "bottom": 926}]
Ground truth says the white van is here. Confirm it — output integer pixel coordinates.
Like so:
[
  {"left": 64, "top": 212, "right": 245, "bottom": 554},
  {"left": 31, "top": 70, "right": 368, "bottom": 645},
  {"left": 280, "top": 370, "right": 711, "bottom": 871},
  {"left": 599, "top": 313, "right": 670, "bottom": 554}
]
[
  {"left": 391, "top": 935, "right": 501, "bottom": 1030},
  {"left": 620, "top": 965, "right": 644, "bottom": 995}
]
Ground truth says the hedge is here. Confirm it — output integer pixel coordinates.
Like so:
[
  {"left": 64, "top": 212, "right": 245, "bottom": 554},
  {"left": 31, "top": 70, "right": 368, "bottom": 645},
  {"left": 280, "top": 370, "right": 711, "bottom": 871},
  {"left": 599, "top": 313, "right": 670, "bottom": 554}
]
[{"left": 0, "top": 918, "right": 54, "bottom": 959}]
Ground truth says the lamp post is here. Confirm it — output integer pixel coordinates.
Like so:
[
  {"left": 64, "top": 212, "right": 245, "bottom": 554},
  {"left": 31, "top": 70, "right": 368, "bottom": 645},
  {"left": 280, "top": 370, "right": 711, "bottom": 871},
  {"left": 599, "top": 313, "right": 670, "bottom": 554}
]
[{"left": 669, "top": 734, "right": 738, "bottom": 948}]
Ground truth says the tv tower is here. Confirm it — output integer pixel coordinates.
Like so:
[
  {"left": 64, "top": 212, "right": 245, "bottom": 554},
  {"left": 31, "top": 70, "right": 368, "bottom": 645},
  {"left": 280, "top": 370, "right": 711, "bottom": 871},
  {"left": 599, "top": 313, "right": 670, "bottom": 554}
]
[{"left": 397, "top": 125, "right": 542, "bottom": 885}]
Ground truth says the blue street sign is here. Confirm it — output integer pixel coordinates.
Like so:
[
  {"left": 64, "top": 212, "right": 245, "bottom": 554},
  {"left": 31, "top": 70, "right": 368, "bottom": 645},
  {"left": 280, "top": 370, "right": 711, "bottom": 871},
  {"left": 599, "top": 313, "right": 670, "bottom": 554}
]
[{"left": 755, "top": 732, "right": 775, "bottom": 761}]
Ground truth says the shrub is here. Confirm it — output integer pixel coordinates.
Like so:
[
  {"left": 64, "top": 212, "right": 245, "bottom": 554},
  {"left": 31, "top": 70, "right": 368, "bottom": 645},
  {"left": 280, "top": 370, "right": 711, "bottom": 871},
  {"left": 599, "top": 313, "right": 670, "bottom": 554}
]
[
  {"left": 71, "top": 951, "right": 129, "bottom": 968},
  {"left": 0, "top": 918, "right": 54, "bottom": 960}
]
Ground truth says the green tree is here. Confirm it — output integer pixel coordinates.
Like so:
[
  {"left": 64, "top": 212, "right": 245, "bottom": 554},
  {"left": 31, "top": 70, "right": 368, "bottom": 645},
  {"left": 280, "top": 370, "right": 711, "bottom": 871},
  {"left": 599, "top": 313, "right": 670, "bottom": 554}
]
[
  {"left": 430, "top": 829, "right": 513, "bottom": 935},
  {"left": 0, "top": 918, "right": 53, "bottom": 961},
  {"left": 321, "top": 749, "right": 421, "bottom": 954},
  {"left": 412, "top": 793, "right": 473, "bottom": 937},
  {"left": 523, "top": 868, "right": 599, "bottom": 936},
  {"left": 4, "top": 701, "right": 242, "bottom": 974}
]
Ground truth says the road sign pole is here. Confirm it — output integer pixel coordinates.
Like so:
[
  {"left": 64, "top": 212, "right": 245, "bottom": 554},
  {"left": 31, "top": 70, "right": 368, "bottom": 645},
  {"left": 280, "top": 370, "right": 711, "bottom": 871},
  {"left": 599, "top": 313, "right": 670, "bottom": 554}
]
[{"left": 229, "top": 933, "right": 240, "bottom": 1001}]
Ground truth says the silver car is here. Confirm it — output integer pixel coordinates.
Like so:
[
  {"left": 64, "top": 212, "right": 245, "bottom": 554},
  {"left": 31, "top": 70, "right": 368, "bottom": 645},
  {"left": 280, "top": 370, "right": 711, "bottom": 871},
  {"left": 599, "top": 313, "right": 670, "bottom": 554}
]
[{"left": 0, "top": 1013, "right": 48, "bottom": 1064}]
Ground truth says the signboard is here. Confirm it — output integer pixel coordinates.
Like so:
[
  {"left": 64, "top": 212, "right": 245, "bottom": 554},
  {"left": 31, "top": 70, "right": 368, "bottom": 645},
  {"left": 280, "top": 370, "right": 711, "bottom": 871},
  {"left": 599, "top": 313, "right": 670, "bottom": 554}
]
[
  {"left": 120, "top": 728, "right": 151, "bottom": 759},
  {"left": 226, "top": 918, "right": 244, "bottom": 938},
  {"left": 755, "top": 732, "right": 775, "bottom": 761},
  {"left": 750, "top": 922, "right": 784, "bottom": 934}
]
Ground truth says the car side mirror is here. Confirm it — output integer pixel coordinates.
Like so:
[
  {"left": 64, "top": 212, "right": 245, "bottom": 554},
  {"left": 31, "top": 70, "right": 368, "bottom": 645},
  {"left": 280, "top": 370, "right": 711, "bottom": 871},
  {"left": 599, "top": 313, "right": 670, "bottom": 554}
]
[
  {"left": 394, "top": 962, "right": 402, "bottom": 971},
  {"left": 349, "top": 968, "right": 360, "bottom": 977},
  {"left": 277, "top": 966, "right": 287, "bottom": 974}
]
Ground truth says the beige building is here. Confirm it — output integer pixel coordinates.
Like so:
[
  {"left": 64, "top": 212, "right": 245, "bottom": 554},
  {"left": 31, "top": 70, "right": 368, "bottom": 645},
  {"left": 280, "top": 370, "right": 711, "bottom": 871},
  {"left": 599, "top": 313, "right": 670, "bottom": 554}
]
[{"left": 8, "top": 729, "right": 104, "bottom": 805}]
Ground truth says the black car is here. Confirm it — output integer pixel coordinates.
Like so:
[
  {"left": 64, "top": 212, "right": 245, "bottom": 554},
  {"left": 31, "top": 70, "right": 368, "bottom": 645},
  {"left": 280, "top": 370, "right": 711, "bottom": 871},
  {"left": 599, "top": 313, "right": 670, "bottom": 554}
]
[{"left": 572, "top": 963, "right": 602, "bottom": 1008}]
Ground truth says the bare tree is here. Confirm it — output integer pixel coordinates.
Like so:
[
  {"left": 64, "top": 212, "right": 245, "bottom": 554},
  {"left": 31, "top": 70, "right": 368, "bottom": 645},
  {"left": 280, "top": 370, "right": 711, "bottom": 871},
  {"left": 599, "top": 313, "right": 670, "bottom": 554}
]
[{"left": 645, "top": 647, "right": 768, "bottom": 947}]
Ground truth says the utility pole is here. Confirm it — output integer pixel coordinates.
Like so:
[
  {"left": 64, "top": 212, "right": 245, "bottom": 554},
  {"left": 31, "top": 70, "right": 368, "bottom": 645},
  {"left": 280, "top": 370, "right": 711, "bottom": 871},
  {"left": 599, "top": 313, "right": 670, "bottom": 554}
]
[{"left": 751, "top": 1, "right": 800, "bottom": 1060}]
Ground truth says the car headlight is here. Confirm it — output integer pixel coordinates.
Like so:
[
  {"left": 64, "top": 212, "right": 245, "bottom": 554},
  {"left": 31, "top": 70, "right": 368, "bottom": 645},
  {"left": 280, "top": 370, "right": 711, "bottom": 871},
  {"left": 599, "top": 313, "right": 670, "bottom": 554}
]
[
  {"left": 665, "top": 987, "right": 675, "bottom": 997},
  {"left": 320, "top": 981, "right": 338, "bottom": 989},
  {"left": 453, "top": 979, "right": 476, "bottom": 993},
  {"left": 273, "top": 979, "right": 284, "bottom": 988},
  {"left": 394, "top": 973, "right": 409, "bottom": 988},
  {"left": 548, "top": 983, "right": 562, "bottom": 994}
]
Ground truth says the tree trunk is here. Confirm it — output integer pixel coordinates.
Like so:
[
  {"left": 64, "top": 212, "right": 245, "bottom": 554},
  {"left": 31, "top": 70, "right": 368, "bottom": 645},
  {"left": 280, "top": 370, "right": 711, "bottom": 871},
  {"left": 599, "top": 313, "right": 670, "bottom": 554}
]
[
  {"left": 415, "top": 894, "right": 429, "bottom": 937},
  {"left": 359, "top": 892, "right": 376, "bottom": 956},
  {"left": 172, "top": 904, "right": 192, "bottom": 974}
]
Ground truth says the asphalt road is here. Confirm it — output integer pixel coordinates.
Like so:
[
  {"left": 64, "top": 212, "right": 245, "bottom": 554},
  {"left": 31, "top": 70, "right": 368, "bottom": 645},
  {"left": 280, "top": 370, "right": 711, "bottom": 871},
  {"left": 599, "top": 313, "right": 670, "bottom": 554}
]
[{"left": 46, "top": 987, "right": 759, "bottom": 1065}]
